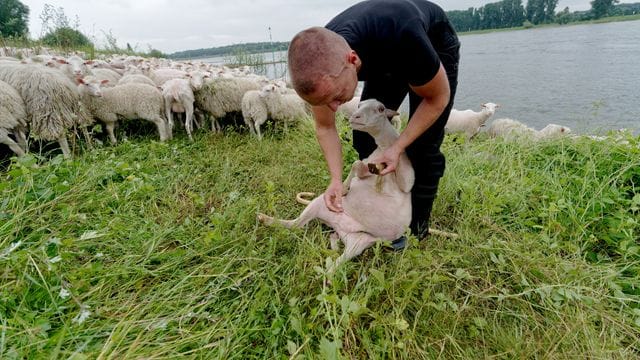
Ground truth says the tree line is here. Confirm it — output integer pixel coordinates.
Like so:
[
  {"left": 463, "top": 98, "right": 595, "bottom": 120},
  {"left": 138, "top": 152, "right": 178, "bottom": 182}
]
[{"left": 2, "top": 0, "right": 639, "bottom": 58}]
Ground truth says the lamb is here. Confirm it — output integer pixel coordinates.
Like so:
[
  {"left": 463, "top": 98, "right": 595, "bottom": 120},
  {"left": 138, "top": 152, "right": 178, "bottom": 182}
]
[
  {"left": 77, "top": 78, "right": 168, "bottom": 144},
  {"left": 0, "top": 80, "right": 28, "bottom": 156},
  {"left": 536, "top": 124, "right": 572, "bottom": 139},
  {"left": 445, "top": 102, "right": 500, "bottom": 138},
  {"left": 337, "top": 96, "right": 402, "bottom": 130},
  {"left": 194, "top": 77, "right": 262, "bottom": 133},
  {"left": 0, "top": 63, "right": 87, "bottom": 157},
  {"left": 160, "top": 78, "right": 196, "bottom": 140},
  {"left": 241, "top": 83, "right": 309, "bottom": 139},
  {"left": 257, "top": 99, "right": 414, "bottom": 272}
]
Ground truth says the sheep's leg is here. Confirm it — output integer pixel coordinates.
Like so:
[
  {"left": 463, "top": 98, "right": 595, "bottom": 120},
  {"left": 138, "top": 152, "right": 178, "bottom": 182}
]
[
  {"left": 329, "top": 232, "right": 340, "bottom": 251},
  {"left": 394, "top": 155, "right": 415, "bottom": 193},
  {"left": 81, "top": 126, "right": 93, "bottom": 150},
  {"left": 14, "top": 128, "right": 28, "bottom": 152},
  {"left": 57, "top": 134, "right": 71, "bottom": 158},
  {"left": 342, "top": 160, "right": 370, "bottom": 195},
  {"left": 105, "top": 122, "right": 117, "bottom": 144},
  {"left": 0, "top": 129, "right": 25, "bottom": 157},
  {"left": 185, "top": 102, "right": 194, "bottom": 141},
  {"left": 211, "top": 117, "right": 221, "bottom": 133},
  {"left": 164, "top": 101, "right": 174, "bottom": 139},
  {"left": 257, "top": 196, "right": 339, "bottom": 229},
  {"left": 328, "top": 232, "right": 378, "bottom": 273},
  {"left": 255, "top": 115, "right": 267, "bottom": 140}
]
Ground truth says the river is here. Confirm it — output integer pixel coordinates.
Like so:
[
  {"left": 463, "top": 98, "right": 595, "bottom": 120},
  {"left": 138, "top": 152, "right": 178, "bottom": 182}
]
[{"left": 198, "top": 20, "right": 639, "bottom": 135}]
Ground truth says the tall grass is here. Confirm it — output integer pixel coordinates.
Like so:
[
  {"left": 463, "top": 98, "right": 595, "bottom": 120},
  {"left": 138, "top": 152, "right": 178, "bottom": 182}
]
[{"left": 1, "top": 120, "right": 639, "bottom": 358}]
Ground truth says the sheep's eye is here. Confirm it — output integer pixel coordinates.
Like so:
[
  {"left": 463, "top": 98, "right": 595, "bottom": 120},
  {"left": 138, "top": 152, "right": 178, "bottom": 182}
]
[{"left": 377, "top": 105, "right": 384, "bottom": 113}]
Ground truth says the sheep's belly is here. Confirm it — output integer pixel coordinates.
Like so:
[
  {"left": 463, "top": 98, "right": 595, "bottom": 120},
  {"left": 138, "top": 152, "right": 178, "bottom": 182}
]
[{"left": 343, "top": 186, "right": 411, "bottom": 240}]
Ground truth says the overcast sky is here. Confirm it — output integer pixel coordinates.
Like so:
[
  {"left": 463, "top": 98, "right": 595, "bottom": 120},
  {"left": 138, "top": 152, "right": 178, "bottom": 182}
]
[{"left": 20, "top": 0, "right": 594, "bottom": 54}]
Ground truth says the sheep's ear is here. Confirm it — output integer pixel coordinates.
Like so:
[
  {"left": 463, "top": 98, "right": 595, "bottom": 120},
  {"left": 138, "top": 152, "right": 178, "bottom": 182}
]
[
  {"left": 57, "top": 59, "right": 68, "bottom": 64},
  {"left": 385, "top": 109, "right": 399, "bottom": 119},
  {"left": 85, "top": 60, "right": 94, "bottom": 65},
  {"left": 76, "top": 77, "right": 85, "bottom": 84},
  {"left": 101, "top": 79, "right": 109, "bottom": 84}
]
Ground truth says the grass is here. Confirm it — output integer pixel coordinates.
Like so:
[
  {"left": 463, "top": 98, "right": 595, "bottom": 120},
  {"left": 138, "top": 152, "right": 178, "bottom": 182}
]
[{"left": 1, "top": 119, "right": 639, "bottom": 359}]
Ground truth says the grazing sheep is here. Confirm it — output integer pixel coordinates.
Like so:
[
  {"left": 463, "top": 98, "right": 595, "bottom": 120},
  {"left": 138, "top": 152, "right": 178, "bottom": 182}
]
[
  {"left": 160, "top": 78, "right": 195, "bottom": 140},
  {"left": 77, "top": 78, "right": 168, "bottom": 144},
  {"left": 117, "top": 74, "right": 156, "bottom": 87},
  {"left": 241, "top": 83, "right": 308, "bottom": 139},
  {"left": 0, "top": 64, "right": 85, "bottom": 157},
  {"left": 0, "top": 80, "right": 28, "bottom": 156},
  {"left": 536, "top": 124, "right": 572, "bottom": 139},
  {"left": 487, "top": 118, "right": 572, "bottom": 140},
  {"left": 194, "top": 77, "right": 262, "bottom": 132},
  {"left": 486, "top": 118, "right": 535, "bottom": 139},
  {"left": 257, "top": 99, "right": 414, "bottom": 272},
  {"left": 445, "top": 102, "right": 499, "bottom": 138}
]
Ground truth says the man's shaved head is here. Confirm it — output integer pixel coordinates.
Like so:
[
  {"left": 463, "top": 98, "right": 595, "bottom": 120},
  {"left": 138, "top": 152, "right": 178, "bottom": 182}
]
[{"left": 287, "top": 27, "right": 351, "bottom": 96}]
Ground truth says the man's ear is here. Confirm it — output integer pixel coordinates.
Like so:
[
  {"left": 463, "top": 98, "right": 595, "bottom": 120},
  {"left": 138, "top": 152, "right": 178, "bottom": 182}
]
[{"left": 347, "top": 50, "right": 358, "bottom": 65}]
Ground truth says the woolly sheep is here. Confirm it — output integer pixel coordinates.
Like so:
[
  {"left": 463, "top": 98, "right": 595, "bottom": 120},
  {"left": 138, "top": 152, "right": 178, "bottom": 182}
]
[
  {"left": 89, "top": 68, "right": 122, "bottom": 87},
  {"left": 149, "top": 68, "right": 187, "bottom": 86},
  {"left": 77, "top": 78, "right": 168, "bottom": 144},
  {"left": 194, "top": 77, "right": 262, "bottom": 132},
  {"left": 445, "top": 102, "right": 500, "bottom": 138},
  {"left": 486, "top": 118, "right": 535, "bottom": 139},
  {"left": 536, "top": 124, "right": 572, "bottom": 139},
  {"left": 56, "top": 55, "right": 93, "bottom": 82},
  {"left": 0, "top": 80, "right": 28, "bottom": 156},
  {"left": 242, "top": 83, "right": 308, "bottom": 139},
  {"left": 160, "top": 78, "right": 195, "bottom": 140},
  {"left": 117, "top": 74, "right": 156, "bottom": 87},
  {"left": 0, "top": 63, "right": 87, "bottom": 157}
]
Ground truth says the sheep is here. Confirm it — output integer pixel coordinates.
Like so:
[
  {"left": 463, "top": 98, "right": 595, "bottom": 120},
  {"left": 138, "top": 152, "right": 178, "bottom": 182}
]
[
  {"left": 55, "top": 55, "right": 93, "bottom": 82},
  {"left": 0, "top": 80, "right": 28, "bottom": 156},
  {"left": 487, "top": 118, "right": 572, "bottom": 141},
  {"left": 445, "top": 102, "right": 500, "bottom": 138},
  {"left": 536, "top": 124, "right": 572, "bottom": 139},
  {"left": 337, "top": 96, "right": 402, "bottom": 131},
  {"left": 160, "top": 78, "right": 195, "bottom": 141},
  {"left": 257, "top": 99, "right": 414, "bottom": 273},
  {"left": 89, "top": 68, "right": 122, "bottom": 87},
  {"left": 0, "top": 63, "right": 86, "bottom": 157},
  {"left": 117, "top": 74, "right": 156, "bottom": 87},
  {"left": 77, "top": 78, "right": 168, "bottom": 144},
  {"left": 194, "top": 77, "right": 262, "bottom": 133},
  {"left": 258, "top": 83, "right": 309, "bottom": 135},
  {"left": 149, "top": 68, "right": 187, "bottom": 86},
  {"left": 486, "top": 118, "right": 535, "bottom": 139}
]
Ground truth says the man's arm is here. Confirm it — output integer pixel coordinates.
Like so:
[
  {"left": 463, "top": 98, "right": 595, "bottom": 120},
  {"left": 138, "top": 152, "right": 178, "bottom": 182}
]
[
  {"left": 375, "top": 64, "right": 450, "bottom": 175},
  {"left": 312, "top": 104, "right": 344, "bottom": 212}
]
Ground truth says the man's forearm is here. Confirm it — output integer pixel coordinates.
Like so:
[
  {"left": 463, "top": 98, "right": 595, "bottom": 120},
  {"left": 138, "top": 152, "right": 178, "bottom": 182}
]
[{"left": 316, "top": 124, "right": 343, "bottom": 183}]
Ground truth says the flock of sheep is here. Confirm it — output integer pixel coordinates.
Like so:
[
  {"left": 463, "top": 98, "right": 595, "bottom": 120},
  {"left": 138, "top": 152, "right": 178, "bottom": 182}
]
[
  {"left": 0, "top": 48, "right": 311, "bottom": 158},
  {"left": 0, "top": 46, "right": 611, "bottom": 162}
]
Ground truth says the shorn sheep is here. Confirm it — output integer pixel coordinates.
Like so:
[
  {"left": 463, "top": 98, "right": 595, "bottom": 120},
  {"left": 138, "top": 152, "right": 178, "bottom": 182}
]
[
  {"left": 258, "top": 99, "right": 413, "bottom": 272},
  {"left": 77, "top": 78, "right": 168, "bottom": 144},
  {"left": 0, "top": 63, "right": 87, "bottom": 157},
  {"left": 241, "top": 83, "right": 309, "bottom": 139},
  {"left": 0, "top": 80, "right": 28, "bottom": 156},
  {"left": 445, "top": 102, "right": 500, "bottom": 138}
]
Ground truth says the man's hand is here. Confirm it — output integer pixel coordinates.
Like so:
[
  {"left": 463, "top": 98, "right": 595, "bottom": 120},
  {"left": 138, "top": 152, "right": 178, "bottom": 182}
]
[
  {"left": 370, "top": 144, "right": 403, "bottom": 176},
  {"left": 324, "top": 180, "right": 344, "bottom": 212}
]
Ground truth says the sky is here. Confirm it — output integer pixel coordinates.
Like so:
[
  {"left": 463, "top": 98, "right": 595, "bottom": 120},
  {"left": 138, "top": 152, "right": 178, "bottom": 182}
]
[{"left": 20, "top": 0, "right": 595, "bottom": 54}]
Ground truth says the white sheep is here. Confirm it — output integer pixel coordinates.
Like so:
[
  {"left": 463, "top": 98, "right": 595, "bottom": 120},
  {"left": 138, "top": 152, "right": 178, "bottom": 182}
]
[
  {"left": 0, "top": 63, "right": 87, "bottom": 157},
  {"left": 0, "top": 80, "right": 28, "bottom": 156},
  {"left": 194, "top": 77, "right": 262, "bottom": 133},
  {"left": 55, "top": 55, "right": 93, "bottom": 82},
  {"left": 117, "top": 74, "right": 156, "bottom": 87},
  {"left": 535, "top": 124, "right": 572, "bottom": 139},
  {"left": 445, "top": 102, "right": 500, "bottom": 138},
  {"left": 149, "top": 68, "right": 187, "bottom": 86},
  {"left": 77, "top": 78, "right": 168, "bottom": 144},
  {"left": 89, "top": 68, "right": 121, "bottom": 87},
  {"left": 241, "top": 83, "right": 309, "bottom": 139},
  {"left": 337, "top": 96, "right": 402, "bottom": 130},
  {"left": 161, "top": 78, "right": 195, "bottom": 140}
]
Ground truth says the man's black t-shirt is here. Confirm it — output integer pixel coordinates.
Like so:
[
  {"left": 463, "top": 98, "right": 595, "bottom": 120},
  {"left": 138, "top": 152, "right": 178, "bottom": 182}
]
[{"left": 325, "top": 0, "right": 458, "bottom": 87}]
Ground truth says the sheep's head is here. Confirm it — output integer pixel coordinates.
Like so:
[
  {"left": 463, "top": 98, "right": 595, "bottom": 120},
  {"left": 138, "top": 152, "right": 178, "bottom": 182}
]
[
  {"left": 481, "top": 102, "right": 500, "bottom": 114},
  {"left": 77, "top": 77, "right": 106, "bottom": 97},
  {"left": 349, "top": 99, "right": 399, "bottom": 134},
  {"left": 538, "top": 124, "right": 572, "bottom": 138}
]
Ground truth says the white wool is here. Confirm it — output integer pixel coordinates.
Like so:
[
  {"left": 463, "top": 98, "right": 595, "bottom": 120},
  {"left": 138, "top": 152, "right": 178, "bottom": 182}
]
[{"left": 445, "top": 102, "right": 499, "bottom": 138}]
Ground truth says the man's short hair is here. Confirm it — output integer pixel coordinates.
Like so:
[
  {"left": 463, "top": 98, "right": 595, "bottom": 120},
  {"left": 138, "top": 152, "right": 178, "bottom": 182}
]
[{"left": 288, "top": 27, "right": 350, "bottom": 95}]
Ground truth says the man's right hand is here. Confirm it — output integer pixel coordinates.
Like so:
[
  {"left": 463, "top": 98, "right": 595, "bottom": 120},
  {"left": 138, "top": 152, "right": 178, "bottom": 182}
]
[{"left": 324, "top": 181, "right": 344, "bottom": 212}]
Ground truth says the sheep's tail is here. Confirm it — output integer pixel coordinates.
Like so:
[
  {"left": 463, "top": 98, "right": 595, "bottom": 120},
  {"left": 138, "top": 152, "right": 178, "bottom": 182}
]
[
  {"left": 428, "top": 228, "right": 459, "bottom": 239},
  {"left": 296, "top": 192, "right": 315, "bottom": 205}
]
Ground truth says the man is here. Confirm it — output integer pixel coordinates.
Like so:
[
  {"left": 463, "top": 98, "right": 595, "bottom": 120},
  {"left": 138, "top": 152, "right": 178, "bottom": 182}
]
[{"left": 287, "top": 0, "right": 459, "bottom": 248}]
